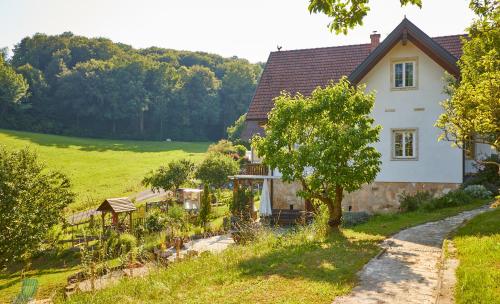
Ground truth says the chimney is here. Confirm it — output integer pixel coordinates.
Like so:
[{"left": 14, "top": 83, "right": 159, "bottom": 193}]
[{"left": 370, "top": 31, "right": 380, "bottom": 52}]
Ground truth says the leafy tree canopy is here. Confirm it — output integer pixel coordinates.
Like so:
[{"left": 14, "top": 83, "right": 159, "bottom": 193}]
[
  {"left": 227, "top": 113, "right": 247, "bottom": 143},
  {"left": 436, "top": 0, "right": 499, "bottom": 172},
  {"left": 308, "top": 0, "right": 422, "bottom": 34},
  {"left": 1, "top": 32, "right": 262, "bottom": 141},
  {"left": 0, "top": 56, "right": 28, "bottom": 114},
  {"left": 253, "top": 78, "right": 381, "bottom": 228},
  {"left": 0, "top": 146, "right": 74, "bottom": 266},
  {"left": 142, "top": 159, "right": 195, "bottom": 193},
  {"left": 195, "top": 153, "right": 240, "bottom": 188}
]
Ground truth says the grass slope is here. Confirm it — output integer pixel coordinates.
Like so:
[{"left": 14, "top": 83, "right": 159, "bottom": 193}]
[
  {"left": 59, "top": 200, "right": 489, "bottom": 304},
  {"left": 453, "top": 207, "right": 500, "bottom": 304},
  {"left": 0, "top": 129, "right": 209, "bottom": 211}
]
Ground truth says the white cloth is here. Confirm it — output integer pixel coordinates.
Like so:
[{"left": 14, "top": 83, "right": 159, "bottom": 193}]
[{"left": 259, "top": 179, "right": 272, "bottom": 216}]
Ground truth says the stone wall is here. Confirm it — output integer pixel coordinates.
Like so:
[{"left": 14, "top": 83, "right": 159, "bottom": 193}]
[
  {"left": 272, "top": 180, "right": 305, "bottom": 210},
  {"left": 271, "top": 180, "right": 460, "bottom": 213},
  {"left": 343, "top": 182, "right": 461, "bottom": 213}
]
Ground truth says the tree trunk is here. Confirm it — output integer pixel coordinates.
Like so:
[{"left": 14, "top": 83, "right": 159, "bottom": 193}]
[
  {"left": 160, "top": 119, "right": 164, "bottom": 140},
  {"left": 139, "top": 110, "right": 144, "bottom": 135},
  {"left": 322, "top": 186, "right": 344, "bottom": 229}
]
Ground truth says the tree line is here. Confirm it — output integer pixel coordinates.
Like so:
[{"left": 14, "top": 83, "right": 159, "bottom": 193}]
[{"left": 0, "top": 32, "right": 263, "bottom": 141}]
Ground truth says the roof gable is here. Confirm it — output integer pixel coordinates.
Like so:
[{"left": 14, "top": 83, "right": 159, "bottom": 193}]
[
  {"left": 97, "top": 197, "right": 136, "bottom": 213},
  {"left": 244, "top": 18, "right": 464, "bottom": 125},
  {"left": 349, "top": 18, "right": 461, "bottom": 84}
]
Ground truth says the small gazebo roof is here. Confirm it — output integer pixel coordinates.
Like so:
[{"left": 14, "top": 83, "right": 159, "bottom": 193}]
[{"left": 96, "top": 197, "right": 136, "bottom": 213}]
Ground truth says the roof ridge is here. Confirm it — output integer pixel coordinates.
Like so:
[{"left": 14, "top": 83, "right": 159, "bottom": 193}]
[
  {"left": 270, "top": 34, "right": 464, "bottom": 55},
  {"left": 270, "top": 42, "right": 370, "bottom": 54},
  {"left": 432, "top": 34, "right": 466, "bottom": 39}
]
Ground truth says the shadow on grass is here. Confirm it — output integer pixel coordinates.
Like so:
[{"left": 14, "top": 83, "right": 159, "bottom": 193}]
[
  {"left": 0, "top": 249, "right": 80, "bottom": 290},
  {"left": 1, "top": 129, "right": 209, "bottom": 153},
  {"left": 237, "top": 232, "right": 380, "bottom": 285}
]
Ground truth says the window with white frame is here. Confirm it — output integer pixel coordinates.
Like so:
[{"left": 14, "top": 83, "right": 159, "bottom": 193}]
[
  {"left": 392, "top": 60, "right": 416, "bottom": 88},
  {"left": 392, "top": 129, "right": 417, "bottom": 159}
]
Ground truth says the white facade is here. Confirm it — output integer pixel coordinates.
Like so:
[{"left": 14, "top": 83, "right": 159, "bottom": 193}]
[{"left": 359, "top": 41, "right": 463, "bottom": 184}]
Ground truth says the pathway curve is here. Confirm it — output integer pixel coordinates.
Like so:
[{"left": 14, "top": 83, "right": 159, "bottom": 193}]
[{"left": 334, "top": 205, "right": 492, "bottom": 304}]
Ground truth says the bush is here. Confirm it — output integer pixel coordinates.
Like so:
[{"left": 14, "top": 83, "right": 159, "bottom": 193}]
[
  {"left": 234, "top": 145, "right": 247, "bottom": 158},
  {"left": 463, "top": 185, "right": 493, "bottom": 199},
  {"left": 116, "top": 233, "right": 137, "bottom": 255},
  {"left": 421, "top": 190, "right": 473, "bottom": 211},
  {"left": 145, "top": 211, "right": 166, "bottom": 233},
  {"left": 399, "top": 191, "right": 433, "bottom": 212},
  {"left": 463, "top": 155, "right": 500, "bottom": 195},
  {"left": 341, "top": 211, "right": 372, "bottom": 227}
]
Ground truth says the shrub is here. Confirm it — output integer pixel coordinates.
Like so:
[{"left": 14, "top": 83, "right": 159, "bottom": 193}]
[
  {"left": 399, "top": 191, "right": 433, "bottom": 212},
  {"left": 421, "top": 190, "right": 472, "bottom": 211},
  {"left": 463, "top": 155, "right": 500, "bottom": 195},
  {"left": 198, "top": 184, "right": 212, "bottom": 227},
  {"left": 234, "top": 145, "right": 247, "bottom": 157},
  {"left": 341, "top": 211, "right": 372, "bottom": 227},
  {"left": 145, "top": 211, "right": 166, "bottom": 233},
  {"left": 116, "top": 233, "right": 137, "bottom": 255},
  {"left": 463, "top": 185, "right": 493, "bottom": 199}
]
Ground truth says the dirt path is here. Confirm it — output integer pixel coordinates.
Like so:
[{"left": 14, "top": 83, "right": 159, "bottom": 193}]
[{"left": 334, "top": 205, "right": 492, "bottom": 304}]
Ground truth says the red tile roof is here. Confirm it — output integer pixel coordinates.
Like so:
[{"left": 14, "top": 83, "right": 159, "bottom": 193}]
[{"left": 246, "top": 34, "right": 464, "bottom": 121}]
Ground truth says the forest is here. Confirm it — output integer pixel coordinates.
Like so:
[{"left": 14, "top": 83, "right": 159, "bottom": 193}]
[{"left": 0, "top": 32, "right": 262, "bottom": 141}]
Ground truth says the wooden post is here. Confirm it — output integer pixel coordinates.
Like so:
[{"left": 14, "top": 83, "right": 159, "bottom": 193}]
[
  {"left": 129, "top": 212, "right": 133, "bottom": 232},
  {"left": 101, "top": 213, "right": 105, "bottom": 233}
]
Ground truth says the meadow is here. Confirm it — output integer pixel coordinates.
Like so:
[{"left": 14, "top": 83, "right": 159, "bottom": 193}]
[{"left": 0, "top": 129, "right": 209, "bottom": 211}]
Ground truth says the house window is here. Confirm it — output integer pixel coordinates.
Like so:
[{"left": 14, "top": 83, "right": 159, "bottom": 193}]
[
  {"left": 392, "top": 59, "right": 417, "bottom": 89},
  {"left": 392, "top": 129, "right": 417, "bottom": 159}
]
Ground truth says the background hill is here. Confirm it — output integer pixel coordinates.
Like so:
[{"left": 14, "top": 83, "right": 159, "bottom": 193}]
[
  {"left": 1, "top": 32, "right": 263, "bottom": 141},
  {"left": 0, "top": 129, "right": 209, "bottom": 211}
]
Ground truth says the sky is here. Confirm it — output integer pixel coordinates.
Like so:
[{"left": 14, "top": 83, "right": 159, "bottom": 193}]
[{"left": 0, "top": 0, "right": 475, "bottom": 63}]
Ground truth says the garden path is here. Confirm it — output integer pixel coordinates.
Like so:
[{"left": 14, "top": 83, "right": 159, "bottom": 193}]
[{"left": 334, "top": 205, "right": 492, "bottom": 304}]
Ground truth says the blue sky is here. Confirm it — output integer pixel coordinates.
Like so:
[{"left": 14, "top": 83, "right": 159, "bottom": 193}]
[{"left": 0, "top": 0, "right": 474, "bottom": 62}]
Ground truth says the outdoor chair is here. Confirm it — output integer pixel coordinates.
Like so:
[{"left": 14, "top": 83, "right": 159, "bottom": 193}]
[{"left": 12, "top": 278, "right": 38, "bottom": 304}]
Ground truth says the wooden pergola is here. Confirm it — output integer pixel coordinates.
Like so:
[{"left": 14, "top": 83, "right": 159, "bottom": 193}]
[{"left": 96, "top": 197, "right": 136, "bottom": 232}]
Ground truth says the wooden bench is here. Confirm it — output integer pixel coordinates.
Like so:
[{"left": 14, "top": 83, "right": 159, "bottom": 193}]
[
  {"left": 12, "top": 278, "right": 38, "bottom": 304},
  {"left": 271, "top": 209, "right": 313, "bottom": 226}
]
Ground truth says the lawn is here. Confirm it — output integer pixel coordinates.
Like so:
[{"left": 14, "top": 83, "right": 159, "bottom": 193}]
[
  {"left": 57, "top": 200, "right": 490, "bottom": 304},
  {"left": 452, "top": 207, "right": 500, "bottom": 304},
  {"left": 0, "top": 129, "right": 209, "bottom": 211}
]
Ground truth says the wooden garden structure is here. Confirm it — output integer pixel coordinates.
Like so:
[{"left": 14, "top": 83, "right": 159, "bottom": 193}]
[{"left": 96, "top": 197, "right": 136, "bottom": 232}]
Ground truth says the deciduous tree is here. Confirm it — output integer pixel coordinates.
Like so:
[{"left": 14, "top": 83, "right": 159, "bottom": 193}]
[
  {"left": 0, "top": 56, "right": 28, "bottom": 115},
  {"left": 195, "top": 153, "right": 239, "bottom": 189},
  {"left": 253, "top": 78, "right": 381, "bottom": 229},
  {"left": 0, "top": 147, "right": 74, "bottom": 266},
  {"left": 308, "top": 0, "right": 422, "bottom": 33},
  {"left": 142, "top": 159, "right": 195, "bottom": 193},
  {"left": 436, "top": 0, "right": 500, "bottom": 173}
]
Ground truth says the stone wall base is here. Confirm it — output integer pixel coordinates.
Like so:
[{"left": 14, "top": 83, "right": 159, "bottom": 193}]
[
  {"left": 272, "top": 180, "right": 304, "bottom": 210},
  {"left": 343, "top": 182, "right": 461, "bottom": 213},
  {"left": 271, "top": 180, "right": 461, "bottom": 213}
]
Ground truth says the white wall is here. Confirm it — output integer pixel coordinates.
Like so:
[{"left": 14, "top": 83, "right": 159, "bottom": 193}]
[
  {"left": 360, "top": 41, "right": 463, "bottom": 183},
  {"left": 465, "top": 143, "right": 497, "bottom": 173}
]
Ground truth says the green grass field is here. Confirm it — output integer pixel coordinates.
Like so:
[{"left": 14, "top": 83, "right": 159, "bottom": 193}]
[
  {"left": 0, "top": 129, "right": 209, "bottom": 211},
  {"left": 453, "top": 207, "right": 500, "bottom": 304}
]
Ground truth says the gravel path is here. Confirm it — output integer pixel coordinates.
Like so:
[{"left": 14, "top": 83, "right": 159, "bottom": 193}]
[{"left": 334, "top": 205, "right": 492, "bottom": 304}]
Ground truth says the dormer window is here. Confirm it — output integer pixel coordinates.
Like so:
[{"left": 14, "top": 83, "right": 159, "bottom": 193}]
[{"left": 391, "top": 58, "right": 417, "bottom": 89}]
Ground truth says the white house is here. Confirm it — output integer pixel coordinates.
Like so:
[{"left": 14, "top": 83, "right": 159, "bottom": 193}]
[{"left": 240, "top": 18, "right": 494, "bottom": 213}]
